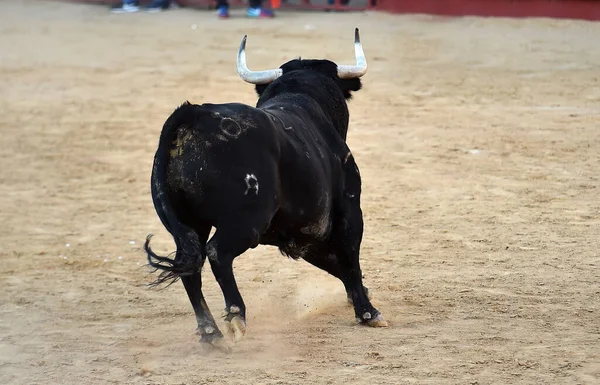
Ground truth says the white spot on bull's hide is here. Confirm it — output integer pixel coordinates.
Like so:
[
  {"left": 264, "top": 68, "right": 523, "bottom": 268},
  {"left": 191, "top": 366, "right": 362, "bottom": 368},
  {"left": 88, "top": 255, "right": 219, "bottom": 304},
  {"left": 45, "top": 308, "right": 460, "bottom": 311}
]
[
  {"left": 284, "top": 126, "right": 293, "bottom": 130},
  {"left": 244, "top": 174, "right": 259, "bottom": 195}
]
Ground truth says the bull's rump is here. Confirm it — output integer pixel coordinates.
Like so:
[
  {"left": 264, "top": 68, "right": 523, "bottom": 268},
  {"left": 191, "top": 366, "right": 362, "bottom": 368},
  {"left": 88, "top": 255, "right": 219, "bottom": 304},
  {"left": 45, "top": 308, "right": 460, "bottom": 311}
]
[{"left": 160, "top": 102, "right": 340, "bottom": 237}]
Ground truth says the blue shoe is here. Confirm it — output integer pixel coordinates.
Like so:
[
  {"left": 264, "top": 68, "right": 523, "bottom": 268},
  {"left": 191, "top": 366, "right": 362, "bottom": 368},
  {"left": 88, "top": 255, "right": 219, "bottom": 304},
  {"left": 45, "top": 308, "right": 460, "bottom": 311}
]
[
  {"left": 217, "top": 5, "right": 229, "bottom": 18},
  {"left": 247, "top": 7, "right": 274, "bottom": 18}
]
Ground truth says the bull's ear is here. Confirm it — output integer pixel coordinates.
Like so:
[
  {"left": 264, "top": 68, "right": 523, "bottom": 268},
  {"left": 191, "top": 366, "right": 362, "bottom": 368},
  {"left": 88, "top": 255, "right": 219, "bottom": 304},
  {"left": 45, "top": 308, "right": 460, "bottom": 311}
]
[
  {"left": 255, "top": 83, "right": 270, "bottom": 97},
  {"left": 337, "top": 78, "right": 362, "bottom": 99}
]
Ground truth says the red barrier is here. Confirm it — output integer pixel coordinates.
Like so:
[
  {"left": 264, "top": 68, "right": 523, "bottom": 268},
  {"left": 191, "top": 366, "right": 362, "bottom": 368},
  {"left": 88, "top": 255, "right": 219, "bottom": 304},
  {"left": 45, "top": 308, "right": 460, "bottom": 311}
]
[
  {"left": 375, "top": 0, "right": 600, "bottom": 21},
  {"left": 275, "top": 0, "right": 376, "bottom": 12},
  {"left": 174, "top": 0, "right": 375, "bottom": 11},
  {"left": 56, "top": 0, "right": 600, "bottom": 20}
]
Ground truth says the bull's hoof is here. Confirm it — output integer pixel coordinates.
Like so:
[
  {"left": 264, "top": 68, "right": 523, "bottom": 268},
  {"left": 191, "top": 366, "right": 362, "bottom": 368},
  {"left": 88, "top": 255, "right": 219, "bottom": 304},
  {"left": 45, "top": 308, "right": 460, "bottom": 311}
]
[
  {"left": 225, "top": 315, "right": 247, "bottom": 342},
  {"left": 346, "top": 287, "right": 372, "bottom": 306},
  {"left": 196, "top": 325, "right": 221, "bottom": 340},
  {"left": 356, "top": 312, "right": 388, "bottom": 328},
  {"left": 367, "top": 313, "right": 388, "bottom": 328},
  {"left": 221, "top": 305, "right": 247, "bottom": 343}
]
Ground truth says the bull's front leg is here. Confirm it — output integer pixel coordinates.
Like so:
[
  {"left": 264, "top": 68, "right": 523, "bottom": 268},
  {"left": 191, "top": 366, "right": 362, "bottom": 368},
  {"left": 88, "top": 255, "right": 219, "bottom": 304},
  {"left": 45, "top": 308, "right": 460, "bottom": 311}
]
[
  {"left": 180, "top": 272, "right": 229, "bottom": 350},
  {"left": 333, "top": 155, "right": 387, "bottom": 327}
]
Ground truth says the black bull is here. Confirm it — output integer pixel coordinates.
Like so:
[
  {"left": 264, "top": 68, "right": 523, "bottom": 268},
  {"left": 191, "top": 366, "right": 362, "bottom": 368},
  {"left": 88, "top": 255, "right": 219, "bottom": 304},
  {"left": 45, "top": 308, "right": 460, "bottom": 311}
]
[{"left": 144, "top": 29, "right": 388, "bottom": 348}]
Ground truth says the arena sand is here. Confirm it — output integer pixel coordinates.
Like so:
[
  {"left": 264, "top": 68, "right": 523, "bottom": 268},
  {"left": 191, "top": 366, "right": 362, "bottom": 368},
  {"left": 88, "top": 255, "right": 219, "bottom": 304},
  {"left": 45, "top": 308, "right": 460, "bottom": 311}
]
[{"left": 1, "top": 0, "right": 599, "bottom": 383}]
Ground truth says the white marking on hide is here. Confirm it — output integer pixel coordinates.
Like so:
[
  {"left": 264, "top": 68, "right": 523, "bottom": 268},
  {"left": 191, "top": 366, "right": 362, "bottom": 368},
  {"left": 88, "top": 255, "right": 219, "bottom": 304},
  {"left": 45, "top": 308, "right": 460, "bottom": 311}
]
[{"left": 244, "top": 174, "right": 259, "bottom": 195}]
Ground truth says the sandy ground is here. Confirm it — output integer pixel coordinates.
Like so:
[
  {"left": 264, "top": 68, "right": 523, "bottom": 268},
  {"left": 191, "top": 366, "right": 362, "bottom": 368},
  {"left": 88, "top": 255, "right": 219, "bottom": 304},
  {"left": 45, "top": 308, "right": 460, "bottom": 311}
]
[{"left": 1, "top": 0, "right": 599, "bottom": 384}]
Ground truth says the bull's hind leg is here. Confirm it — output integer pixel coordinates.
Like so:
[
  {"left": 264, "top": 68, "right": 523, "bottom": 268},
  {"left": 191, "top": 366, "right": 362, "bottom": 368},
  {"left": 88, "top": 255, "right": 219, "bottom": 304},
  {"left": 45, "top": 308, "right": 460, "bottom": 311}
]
[
  {"left": 178, "top": 224, "right": 228, "bottom": 349},
  {"left": 181, "top": 272, "right": 225, "bottom": 347},
  {"left": 206, "top": 222, "right": 265, "bottom": 342},
  {"left": 333, "top": 155, "right": 387, "bottom": 327}
]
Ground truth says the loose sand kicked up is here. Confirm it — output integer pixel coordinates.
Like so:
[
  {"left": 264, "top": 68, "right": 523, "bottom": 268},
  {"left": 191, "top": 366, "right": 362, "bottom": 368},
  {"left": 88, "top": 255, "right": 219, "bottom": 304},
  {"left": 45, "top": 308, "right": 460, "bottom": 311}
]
[{"left": 1, "top": 1, "right": 599, "bottom": 384}]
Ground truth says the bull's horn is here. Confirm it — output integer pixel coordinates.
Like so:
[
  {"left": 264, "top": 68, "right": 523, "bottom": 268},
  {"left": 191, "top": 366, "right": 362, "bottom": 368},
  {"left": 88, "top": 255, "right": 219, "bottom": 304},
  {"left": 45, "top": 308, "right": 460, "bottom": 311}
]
[
  {"left": 337, "top": 28, "right": 368, "bottom": 79},
  {"left": 237, "top": 35, "right": 283, "bottom": 85}
]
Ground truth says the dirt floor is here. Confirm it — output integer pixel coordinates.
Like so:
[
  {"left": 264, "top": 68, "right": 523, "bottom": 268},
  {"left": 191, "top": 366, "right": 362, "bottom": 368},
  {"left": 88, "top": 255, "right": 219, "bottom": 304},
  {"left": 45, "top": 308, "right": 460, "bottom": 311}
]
[{"left": 1, "top": 0, "right": 599, "bottom": 384}]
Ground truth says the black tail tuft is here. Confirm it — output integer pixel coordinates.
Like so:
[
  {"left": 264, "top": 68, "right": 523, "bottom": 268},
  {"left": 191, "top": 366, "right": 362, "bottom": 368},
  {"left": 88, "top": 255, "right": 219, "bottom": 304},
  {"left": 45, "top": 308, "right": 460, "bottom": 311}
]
[{"left": 144, "top": 234, "right": 201, "bottom": 288}]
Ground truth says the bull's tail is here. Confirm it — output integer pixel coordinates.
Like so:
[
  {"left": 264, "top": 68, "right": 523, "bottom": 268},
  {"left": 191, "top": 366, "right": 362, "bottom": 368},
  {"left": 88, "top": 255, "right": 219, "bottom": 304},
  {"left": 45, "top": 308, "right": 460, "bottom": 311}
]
[
  {"left": 144, "top": 232, "right": 202, "bottom": 288},
  {"left": 144, "top": 101, "right": 205, "bottom": 288}
]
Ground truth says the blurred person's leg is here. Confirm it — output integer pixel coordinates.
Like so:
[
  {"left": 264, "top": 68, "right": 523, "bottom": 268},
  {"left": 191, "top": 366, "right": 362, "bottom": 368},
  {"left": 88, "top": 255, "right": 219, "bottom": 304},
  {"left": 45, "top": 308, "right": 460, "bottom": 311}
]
[
  {"left": 247, "top": 0, "right": 274, "bottom": 18},
  {"left": 216, "top": 0, "right": 230, "bottom": 18},
  {"left": 145, "top": 0, "right": 177, "bottom": 13},
  {"left": 110, "top": 0, "right": 139, "bottom": 13},
  {"left": 216, "top": 0, "right": 274, "bottom": 19}
]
